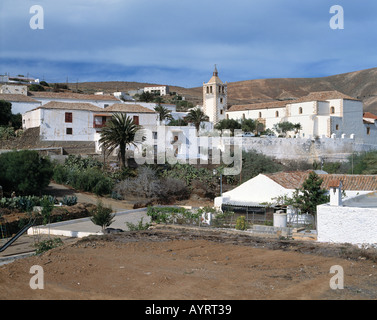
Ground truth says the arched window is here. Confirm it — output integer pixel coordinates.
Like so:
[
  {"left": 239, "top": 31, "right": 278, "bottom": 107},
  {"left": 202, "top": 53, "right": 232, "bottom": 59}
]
[
  {"left": 299, "top": 107, "right": 303, "bottom": 114},
  {"left": 336, "top": 124, "right": 339, "bottom": 130},
  {"left": 206, "top": 86, "right": 210, "bottom": 94},
  {"left": 331, "top": 106, "right": 335, "bottom": 114}
]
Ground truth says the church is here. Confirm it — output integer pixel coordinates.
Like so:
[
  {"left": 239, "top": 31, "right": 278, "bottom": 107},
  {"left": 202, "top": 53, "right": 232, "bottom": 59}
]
[{"left": 201, "top": 66, "right": 377, "bottom": 144}]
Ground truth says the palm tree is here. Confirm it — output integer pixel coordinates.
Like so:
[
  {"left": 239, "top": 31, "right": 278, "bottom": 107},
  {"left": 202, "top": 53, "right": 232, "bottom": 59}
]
[
  {"left": 184, "top": 108, "right": 209, "bottom": 134},
  {"left": 154, "top": 105, "right": 173, "bottom": 123},
  {"left": 99, "top": 113, "right": 140, "bottom": 169}
]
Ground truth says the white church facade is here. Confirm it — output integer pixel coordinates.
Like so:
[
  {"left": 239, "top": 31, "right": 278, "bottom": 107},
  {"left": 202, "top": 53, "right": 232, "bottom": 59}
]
[{"left": 226, "top": 91, "right": 377, "bottom": 144}]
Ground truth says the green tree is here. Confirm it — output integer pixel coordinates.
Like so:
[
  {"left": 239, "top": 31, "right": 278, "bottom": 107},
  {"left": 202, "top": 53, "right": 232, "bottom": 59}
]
[
  {"left": 299, "top": 171, "right": 329, "bottom": 216},
  {"left": 273, "top": 121, "right": 301, "bottom": 137},
  {"left": 241, "top": 118, "right": 258, "bottom": 133},
  {"left": 99, "top": 113, "right": 140, "bottom": 169},
  {"left": 184, "top": 108, "right": 209, "bottom": 134},
  {"left": 90, "top": 201, "right": 115, "bottom": 233},
  {"left": 154, "top": 105, "right": 173, "bottom": 122},
  {"left": 0, "top": 150, "right": 53, "bottom": 195},
  {"left": 138, "top": 92, "right": 155, "bottom": 102},
  {"left": 0, "top": 100, "right": 12, "bottom": 126},
  {"left": 214, "top": 119, "right": 241, "bottom": 135}
]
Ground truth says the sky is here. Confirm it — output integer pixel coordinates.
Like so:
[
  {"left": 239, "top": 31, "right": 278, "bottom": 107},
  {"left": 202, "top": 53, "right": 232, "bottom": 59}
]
[{"left": 1, "top": 0, "right": 377, "bottom": 88}]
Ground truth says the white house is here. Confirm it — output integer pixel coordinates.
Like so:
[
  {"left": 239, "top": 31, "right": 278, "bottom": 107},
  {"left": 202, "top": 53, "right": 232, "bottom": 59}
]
[
  {"left": 227, "top": 91, "right": 377, "bottom": 144},
  {"left": 143, "top": 85, "right": 170, "bottom": 96},
  {"left": 215, "top": 171, "right": 377, "bottom": 224},
  {"left": 23, "top": 101, "right": 106, "bottom": 142},
  {"left": 0, "top": 93, "right": 42, "bottom": 115}
]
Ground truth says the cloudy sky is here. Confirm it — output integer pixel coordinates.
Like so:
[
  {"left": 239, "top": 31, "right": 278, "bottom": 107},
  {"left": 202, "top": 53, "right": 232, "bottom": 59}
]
[{"left": 1, "top": 0, "right": 377, "bottom": 87}]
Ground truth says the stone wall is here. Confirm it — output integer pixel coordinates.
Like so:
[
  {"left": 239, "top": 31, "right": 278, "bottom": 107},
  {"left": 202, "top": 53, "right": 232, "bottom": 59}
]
[{"left": 225, "top": 136, "right": 377, "bottom": 163}]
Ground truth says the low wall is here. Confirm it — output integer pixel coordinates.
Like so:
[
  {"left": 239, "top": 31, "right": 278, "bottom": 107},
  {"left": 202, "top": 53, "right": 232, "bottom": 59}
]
[
  {"left": 225, "top": 137, "right": 377, "bottom": 163},
  {"left": 317, "top": 204, "right": 377, "bottom": 246}
]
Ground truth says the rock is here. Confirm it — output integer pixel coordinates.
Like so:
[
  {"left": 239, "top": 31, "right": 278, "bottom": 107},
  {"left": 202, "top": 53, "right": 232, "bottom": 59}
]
[{"left": 104, "top": 228, "right": 124, "bottom": 234}]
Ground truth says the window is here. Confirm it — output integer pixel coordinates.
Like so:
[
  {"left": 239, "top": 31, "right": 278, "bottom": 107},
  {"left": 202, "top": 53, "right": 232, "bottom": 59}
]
[
  {"left": 367, "top": 127, "right": 371, "bottom": 135},
  {"left": 207, "top": 86, "right": 210, "bottom": 94},
  {"left": 219, "top": 86, "right": 221, "bottom": 94},
  {"left": 153, "top": 131, "right": 158, "bottom": 139},
  {"left": 220, "top": 98, "right": 223, "bottom": 103},
  {"left": 336, "top": 125, "right": 339, "bottom": 130},
  {"left": 133, "top": 115, "right": 139, "bottom": 125},
  {"left": 258, "top": 112, "right": 262, "bottom": 118},
  {"left": 275, "top": 111, "right": 279, "bottom": 118},
  {"left": 210, "top": 86, "right": 213, "bottom": 94},
  {"left": 331, "top": 106, "right": 335, "bottom": 114},
  {"left": 65, "top": 112, "right": 73, "bottom": 123},
  {"left": 66, "top": 128, "right": 73, "bottom": 135},
  {"left": 220, "top": 110, "right": 223, "bottom": 115},
  {"left": 299, "top": 107, "right": 303, "bottom": 114}
]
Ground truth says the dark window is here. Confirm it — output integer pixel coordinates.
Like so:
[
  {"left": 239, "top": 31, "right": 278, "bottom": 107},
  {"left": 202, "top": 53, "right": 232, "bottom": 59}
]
[
  {"left": 66, "top": 128, "right": 73, "bottom": 135},
  {"left": 133, "top": 116, "right": 139, "bottom": 125},
  {"left": 367, "top": 127, "right": 371, "bottom": 135},
  {"left": 65, "top": 112, "right": 73, "bottom": 123}
]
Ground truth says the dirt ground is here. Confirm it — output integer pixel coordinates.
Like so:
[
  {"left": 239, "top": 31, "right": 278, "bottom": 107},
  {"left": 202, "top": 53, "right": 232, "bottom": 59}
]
[{"left": 0, "top": 227, "right": 377, "bottom": 300}]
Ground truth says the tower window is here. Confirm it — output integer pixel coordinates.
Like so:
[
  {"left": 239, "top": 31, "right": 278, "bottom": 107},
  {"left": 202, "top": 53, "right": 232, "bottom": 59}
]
[
  {"left": 210, "top": 86, "right": 213, "bottom": 94},
  {"left": 367, "top": 127, "right": 371, "bottom": 135},
  {"left": 336, "top": 125, "right": 339, "bottom": 130},
  {"left": 220, "top": 98, "right": 223, "bottom": 103},
  {"left": 207, "top": 86, "right": 210, "bottom": 94},
  {"left": 331, "top": 106, "right": 335, "bottom": 114},
  {"left": 66, "top": 128, "right": 73, "bottom": 135}
]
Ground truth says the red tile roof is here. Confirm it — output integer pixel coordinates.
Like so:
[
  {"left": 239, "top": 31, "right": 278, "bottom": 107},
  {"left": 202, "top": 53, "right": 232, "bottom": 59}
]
[
  {"left": 28, "top": 91, "right": 118, "bottom": 101},
  {"left": 265, "top": 171, "right": 377, "bottom": 191}
]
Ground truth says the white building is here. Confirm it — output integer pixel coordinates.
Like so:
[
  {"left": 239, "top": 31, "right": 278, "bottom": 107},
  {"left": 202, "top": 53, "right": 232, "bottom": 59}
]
[
  {"left": 144, "top": 85, "right": 170, "bottom": 96},
  {"left": 22, "top": 102, "right": 158, "bottom": 146},
  {"left": 0, "top": 93, "right": 41, "bottom": 115},
  {"left": 203, "top": 65, "right": 227, "bottom": 124},
  {"left": 215, "top": 171, "right": 377, "bottom": 224},
  {"left": 0, "top": 84, "right": 28, "bottom": 95},
  {"left": 227, "top": 91, "right": 377, "bottom": 144}
]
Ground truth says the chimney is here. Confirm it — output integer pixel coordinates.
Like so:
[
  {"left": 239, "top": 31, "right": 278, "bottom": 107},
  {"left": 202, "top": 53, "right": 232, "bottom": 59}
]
[{"left": 329, "top": 179, "right": 342, "bottom": 206}]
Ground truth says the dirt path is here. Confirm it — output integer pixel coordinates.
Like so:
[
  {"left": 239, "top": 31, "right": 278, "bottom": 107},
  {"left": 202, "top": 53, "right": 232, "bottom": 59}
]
[{"left": 1, "top": 227, "right": 376, "bottom": 300}]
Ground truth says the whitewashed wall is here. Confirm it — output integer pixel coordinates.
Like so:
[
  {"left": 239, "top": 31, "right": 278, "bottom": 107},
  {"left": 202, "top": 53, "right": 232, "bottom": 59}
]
[{"left": 317, "top": 200, "right": 377, "bottom": 246}]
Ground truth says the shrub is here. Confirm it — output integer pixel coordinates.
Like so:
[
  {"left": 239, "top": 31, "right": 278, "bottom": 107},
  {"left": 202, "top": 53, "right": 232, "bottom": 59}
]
[
  {"left": 147, "top": 206, "right": 200, "bottom": 225},
  {"left": 61, "top": 196, "right": 77, "bottom": 206},
  {"left": 235, "top": 216, "right": 249, "bottom": 230},
  {"left": 125, "top": 217, "right": 151, "bottom": 231},
  {"left": 90, "top": 201, "right": 115, "bottom": 232},
  {"left": 0, "top": 150, "right": 53, "bottom": 195},
  {"left": 35, "top": 238, "right": 63, "bottom": 255}
]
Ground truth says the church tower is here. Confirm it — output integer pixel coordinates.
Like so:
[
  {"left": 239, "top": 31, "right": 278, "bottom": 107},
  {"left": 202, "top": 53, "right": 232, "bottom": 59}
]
[{"left": 203, "top": 65, "right": 227, "bottom": 124}]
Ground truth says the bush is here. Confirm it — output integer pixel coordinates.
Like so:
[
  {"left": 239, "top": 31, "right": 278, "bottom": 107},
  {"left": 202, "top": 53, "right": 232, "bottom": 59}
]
[
  {"left": 90, "top": 201, "right": 115, "bottom": 232},
  {"left": 35, "top": 238, "right": 63, "bottom": 255},
  {"left": 53, "top": 165, "right": 113, "bottom": 196},
  {"left": 125, "top": 217, "right": 151, "bottom": 231},
  {"left": 0, "top": 150, "right": 53, "bottom": 195},
  {"left": 235, "top": 216, "right": 249, "bottom": 230},
  {"left": 147, "top": 206, "right": 200, "bottom": 225}
]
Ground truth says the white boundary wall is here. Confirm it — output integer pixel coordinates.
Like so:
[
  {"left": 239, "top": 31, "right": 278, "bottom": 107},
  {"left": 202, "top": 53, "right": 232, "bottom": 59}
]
[{"left": 317, "top": 203, "right": 377, "bottom": 246}]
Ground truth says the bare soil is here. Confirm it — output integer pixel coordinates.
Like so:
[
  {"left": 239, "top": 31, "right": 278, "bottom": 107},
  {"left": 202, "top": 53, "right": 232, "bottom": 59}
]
[{"left": 1, "top": 227, "right": 377, "bottom": 300}]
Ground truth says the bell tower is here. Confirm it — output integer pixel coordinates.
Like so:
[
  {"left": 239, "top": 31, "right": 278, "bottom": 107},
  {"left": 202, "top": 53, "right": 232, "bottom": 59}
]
[{"left": 203, "top": 65, "right": 227, "bottom": 124}]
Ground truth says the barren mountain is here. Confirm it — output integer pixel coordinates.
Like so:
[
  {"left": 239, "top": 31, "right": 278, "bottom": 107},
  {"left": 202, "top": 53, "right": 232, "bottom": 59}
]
[{"left": 68, "top": 67, "right": 377, "bottom": 114}]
